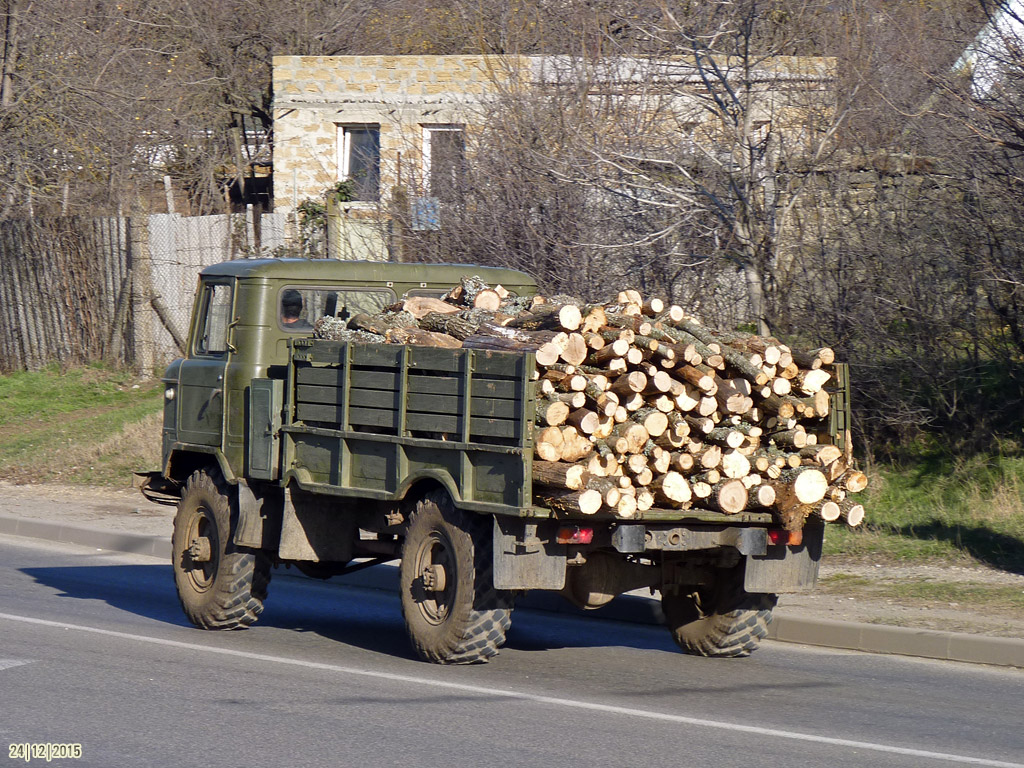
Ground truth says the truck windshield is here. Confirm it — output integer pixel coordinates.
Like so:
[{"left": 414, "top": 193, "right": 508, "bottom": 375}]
[{"left": 196, "top": 283, "right": 233, "bottom": 355}]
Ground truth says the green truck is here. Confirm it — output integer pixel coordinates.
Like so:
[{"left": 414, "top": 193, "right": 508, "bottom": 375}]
[{"left": 140, "top": 258, "right": 838, "bottom": 664}]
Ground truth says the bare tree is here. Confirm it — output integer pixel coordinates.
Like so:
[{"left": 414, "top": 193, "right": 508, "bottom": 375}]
[
  {"left": 474, "top": 3, "right": 850, "bottom": 333},
  {"left": 0, "top": 0, "right": 405, "bottom": 218}
]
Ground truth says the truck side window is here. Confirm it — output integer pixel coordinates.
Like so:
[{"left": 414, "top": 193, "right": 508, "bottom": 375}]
[
  {"left": 279, "top": 286, "right": 394, "bottom": 332},
  {"left": 280, "top": 287, "right": 327, "bottom": 333},
  {"left": 338, "top": 290, "right": 390, "bottom": 317},
  {"left": 196, "top": 283, "right": 233, "bottom": 355}
]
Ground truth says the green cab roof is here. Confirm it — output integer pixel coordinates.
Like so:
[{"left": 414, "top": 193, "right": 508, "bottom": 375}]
[{"left": 200, "top": 258, "right": 538, "bottom": 294}]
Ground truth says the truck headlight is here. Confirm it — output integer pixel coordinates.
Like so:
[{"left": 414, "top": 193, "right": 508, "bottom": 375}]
[{"left": 165, "top": 387, "right": 176, "bottom": 401}]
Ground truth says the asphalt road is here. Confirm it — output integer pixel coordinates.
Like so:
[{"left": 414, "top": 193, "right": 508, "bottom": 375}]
[{"left": 2, "top": 536, "right": 1022, "bottom": 768}]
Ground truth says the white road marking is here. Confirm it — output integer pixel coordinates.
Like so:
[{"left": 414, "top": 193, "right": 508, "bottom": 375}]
[
  {"left": 0, "top": 659, "right": 32, "bottom": 671},
  {"left": 1, "top": 610, "right": 1020, "bottom": 767}
]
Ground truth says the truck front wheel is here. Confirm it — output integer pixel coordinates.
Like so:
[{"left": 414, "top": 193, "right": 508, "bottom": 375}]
[
  {"left": 172, "top": 469, "right": 270, "bottom": 630},
  {"left": 399, "top": 492, "right": 513, "bottom": 664},
  {"left": 662, "top": 566, "right": 776, "bottom": 658}
]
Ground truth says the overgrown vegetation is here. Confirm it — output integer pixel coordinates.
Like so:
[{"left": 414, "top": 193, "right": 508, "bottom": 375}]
[
  {"left": 825, "top": 447, "right": 1024, "bottom": 572},
  {"left": 0, "top": 365, "right": 162, "bottom": 486}
]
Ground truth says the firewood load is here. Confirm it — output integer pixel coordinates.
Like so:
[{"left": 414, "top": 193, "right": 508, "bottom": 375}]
[{"left": 313, "top": 274, "right": 868, "bottom": 533}]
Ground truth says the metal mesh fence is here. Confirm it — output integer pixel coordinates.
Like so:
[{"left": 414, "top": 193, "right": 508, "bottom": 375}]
[{"left": 142, "top": 210, "right": 289, "bottom": 371}]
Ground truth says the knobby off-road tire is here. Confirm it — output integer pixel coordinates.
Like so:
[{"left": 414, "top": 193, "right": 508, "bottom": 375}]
[
  {"left": 172, "top": 469, "right": 271, "bottom": 630},
  {"left": 399, "top": 491, "right": 513, "bottom": 664},
  {"left": 662, "top": 566, "right": 776, "bottom": 658}
]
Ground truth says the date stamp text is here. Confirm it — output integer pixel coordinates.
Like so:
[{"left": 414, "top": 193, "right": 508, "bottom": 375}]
[{"left": 8, "top": 744, "right": 82, "bottom": 763}]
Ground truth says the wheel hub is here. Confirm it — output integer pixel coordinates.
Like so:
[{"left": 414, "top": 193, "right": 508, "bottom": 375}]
[
  {"left": 421, "top": 563, "right": 447, "bottom": 592},
  {"left": 188, "top": 536, "right": 212, "bottom": 563},
  {"left": 413, "top": 532, "right": 455, "bottom": 625},
  {"left": 182, "top": 506, "right": 219, "bottom": 592}
]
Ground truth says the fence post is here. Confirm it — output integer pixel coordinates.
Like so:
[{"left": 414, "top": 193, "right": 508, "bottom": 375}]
[{"left": 130, "top": 214, "right": 156, "bottom": 376}]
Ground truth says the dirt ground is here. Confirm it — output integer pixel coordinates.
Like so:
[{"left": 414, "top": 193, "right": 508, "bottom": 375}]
[
  {"left": 781, "top": 561, "right": 1024, "bottom": 639},
  {"left": 3, "top": 481, "right": 1023, "bottom": 639}
]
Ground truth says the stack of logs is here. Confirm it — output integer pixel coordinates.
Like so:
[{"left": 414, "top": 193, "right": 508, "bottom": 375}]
[{"left": 314, "top": 276, "right": 867, "bottom": 532}]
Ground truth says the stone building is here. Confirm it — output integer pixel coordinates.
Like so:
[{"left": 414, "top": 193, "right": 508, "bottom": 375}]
[{"left": 271, "top": 54, "right": 835, "bottom": 260}]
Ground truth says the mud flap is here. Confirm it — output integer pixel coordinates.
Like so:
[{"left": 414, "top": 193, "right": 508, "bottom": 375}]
[
  {"left": 744, "top": 524, "right": 824, "bottom": 594},
  {"left": 492, "top": 517, "right": 567, "bottom": 590},
  {"left": 233, "top": 480, "right": 281, "bottom": 549}
]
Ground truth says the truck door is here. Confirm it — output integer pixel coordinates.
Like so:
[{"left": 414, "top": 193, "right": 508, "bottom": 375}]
[{"left": 177, "top": 280, "right": 234, "bottom": 447}]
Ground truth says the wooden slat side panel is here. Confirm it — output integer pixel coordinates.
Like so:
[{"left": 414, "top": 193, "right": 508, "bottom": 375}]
[
  {"left": 349, "top": 388, "right": 401, "bottom": 410},
  {"left": 468, "top": 397, "right": 518, "bottom": 420},
  {"left": 407, "top": 374, "right": 460, "bottom": 397},
  {"left": 295, "top": 383, "right": 344, "bottom": 406},
  {"left": 296, "top": 403, "right": 344, "bottom": 424},
  {"left": 350, "top": 368, "right": 401, "bottom": 390},
  {"left": 468, "top": 418, "right": 518, "bottom": 441},
  {"left": 472, "top": 378, "right": 519, "bottom": 400},
  {"left": 297, "top": 365, "right": 346, "bottom": 388},
  {"left": 407, "top": 391, "right": 461, "bottom": 417},
  {"left": 406, "top": 413, "right": 460, "bottom": 433},
  {"left": 348, "top": 406, "right": 399, "bottom": 431},
  {"left": 351, "top": 344, "right": 405, "bottom": 368},
  {"left": 472, "top": 350, "right": 529, "bottom": 379},
  {"left": 409, "top": 346, "right": 465, "bottom": 373},
  {"left": 467, "top": 368, "right": 526, "bottom": 444},
  {"left": 306, "top": 340, "right": 349, "bottom": 365}
]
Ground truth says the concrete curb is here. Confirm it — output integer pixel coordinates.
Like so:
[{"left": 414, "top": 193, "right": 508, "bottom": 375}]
[
  {"left": 3, "top": 515, "right": 1022, "bottom": 669},
  {"left": 0, "top": 514, "right": 171, "bottom": 559}
]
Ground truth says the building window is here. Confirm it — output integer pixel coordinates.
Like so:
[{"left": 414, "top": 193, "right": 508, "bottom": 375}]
[
  {"left": 337, "top": 125, "right": 380, "bottom": 201},
  {"left": 423, "top": 125, "right": 465, "bottom": 202}
]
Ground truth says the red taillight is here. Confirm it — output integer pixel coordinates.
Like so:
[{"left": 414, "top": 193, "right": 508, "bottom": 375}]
[
  {"left": 767, "top": 528, "right": 803, "bottom": 546},
  {"left": 556, "top": 526, "right": 594, "bottom": 544}
]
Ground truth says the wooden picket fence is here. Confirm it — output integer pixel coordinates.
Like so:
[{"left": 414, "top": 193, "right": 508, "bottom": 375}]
[{"left": 0, "top": 217, "right": 134, "bottom": 372}]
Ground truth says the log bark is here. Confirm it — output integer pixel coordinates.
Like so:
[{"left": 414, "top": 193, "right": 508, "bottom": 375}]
[
  {"left": 385, "top": 327, "right": 462, "bottom": 348},
  {"left": 401, "top": 296, "right": 461, "bottom": 319},
  {"left": 720, "top": 449, "right": 752, "bottom": 479},
  {"left": 536, "top": 398, "right": 571, "bottom": 427},
  {"left": 540, "top": 489, "right": 603, "bottom": 515},
  {"left": 839, "top": 470, "right": 868, "bottom": 493},
  {"left": 839, "top": 499, "right": 866, "bottom": 526},
  {"left": 364, "top": 278, "right": 868, "bottom": 527},
  {"left": 532, "top": 461, "right": 589, "bottom": 490},
  {"left": 813, "top": 500, "right": 842, "bottom": 522}
]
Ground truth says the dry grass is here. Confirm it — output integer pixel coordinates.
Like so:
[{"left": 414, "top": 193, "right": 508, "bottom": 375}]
[
  {"left": 970, "top": 471, "right": 1024, "bottom": 524},
  {"left": 826, "top": 453, "right": 1024, "bottom": 571},
  {"left": 58, "top": 411, "right": 163, "bottom": 481}
]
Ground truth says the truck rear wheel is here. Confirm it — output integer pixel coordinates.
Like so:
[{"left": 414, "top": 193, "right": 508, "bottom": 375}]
[
  {"left": 662, "top": 566, "right": 776, "bottom": 658},
  {"left": 172, "top": 469, "right": 270, "bottom": 630},
  {"left": 399, "top": 492, "right": 513, "bottom": 664}
]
